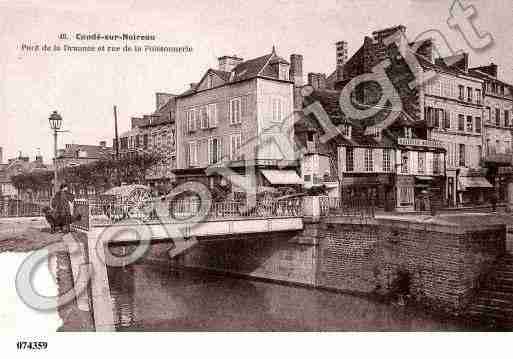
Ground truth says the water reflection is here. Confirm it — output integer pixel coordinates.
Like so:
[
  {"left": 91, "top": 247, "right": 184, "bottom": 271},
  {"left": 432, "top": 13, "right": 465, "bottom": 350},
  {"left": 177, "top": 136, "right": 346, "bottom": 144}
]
[{"left": 107, "top": 264, "right": 465, "bottom": 331}]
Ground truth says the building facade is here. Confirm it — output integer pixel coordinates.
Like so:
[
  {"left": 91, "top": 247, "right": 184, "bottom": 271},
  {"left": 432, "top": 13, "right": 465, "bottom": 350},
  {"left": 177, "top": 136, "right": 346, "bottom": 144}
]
[
  {"left": 117, "top": 93, "right": 177, "bottom": 191},
  {"left": 469, "top": 63, "right": 513, "bottom": 203},
  {"left": 326, "top": 25, "right": 496, "bottom": 208},
  {"left": 173, "top": 48, "right": 303, "bottom": 199}
]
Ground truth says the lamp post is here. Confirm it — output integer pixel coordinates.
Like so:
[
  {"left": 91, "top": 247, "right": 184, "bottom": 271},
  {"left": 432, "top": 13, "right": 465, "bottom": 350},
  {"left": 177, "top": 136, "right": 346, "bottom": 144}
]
[{"left": 48, "top": 111, "right": 63, "bottom": 195}]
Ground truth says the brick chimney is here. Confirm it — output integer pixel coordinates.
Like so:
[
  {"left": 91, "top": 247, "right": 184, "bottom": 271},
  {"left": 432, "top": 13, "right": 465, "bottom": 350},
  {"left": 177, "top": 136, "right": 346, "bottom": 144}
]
[
  {"left": 155, "top": 92, "right": 175, "bottom": 111},
  {"left": 308, "top": 73, "right": 327, "bottom": 90},
  {"left": 218, "top": 55, "right": 243, "bottom": 72},
  {"left": 335, "top": 41, "right": 348, "bottom": 81},
  {"left": 290, "top": 54, "right": 303, "bottom": 109}
]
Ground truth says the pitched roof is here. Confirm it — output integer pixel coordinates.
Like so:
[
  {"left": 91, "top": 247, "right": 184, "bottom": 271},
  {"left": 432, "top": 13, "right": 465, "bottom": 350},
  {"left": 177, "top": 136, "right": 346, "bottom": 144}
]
[
  {"left": 231, "top": 53, "right": 273, "bottom": 82},
  {"left": 302, "top": 89, "right": 397, "bottom": 148},
  {"left": 177, "top": 51, "right": 288, "bottom": 98}
]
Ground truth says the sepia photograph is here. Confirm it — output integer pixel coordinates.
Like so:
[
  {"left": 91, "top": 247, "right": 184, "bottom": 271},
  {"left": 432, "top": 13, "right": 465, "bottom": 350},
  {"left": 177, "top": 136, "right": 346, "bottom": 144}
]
[{"left": 1, "top": 0, "right": 512, "bottom": 356}]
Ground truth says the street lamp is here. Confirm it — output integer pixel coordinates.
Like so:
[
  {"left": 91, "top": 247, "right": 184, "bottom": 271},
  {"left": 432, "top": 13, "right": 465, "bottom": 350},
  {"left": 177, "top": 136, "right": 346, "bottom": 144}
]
[{"left": 49, "top": 111, "right": 63, "bottom": 195}]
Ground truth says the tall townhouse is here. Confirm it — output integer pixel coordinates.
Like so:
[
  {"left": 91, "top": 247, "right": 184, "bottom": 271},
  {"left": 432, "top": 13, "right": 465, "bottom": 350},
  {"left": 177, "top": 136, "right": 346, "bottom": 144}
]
[
  {"left": 419, "top": 53, "right": 487, "bottom": 206},
  {"left": 469, "top": 63, "right": 513, "bottom": 202},
  {"left": 324, "top": 25, "right": 447, "bottom": 210},
  {"left": 327, "top": 25, "right": 492, "bottom": 207},
  {"left": 173, "top": 48, "right": 303, "bottom": 200},
  {"left": 300, "top": 86, "right": 445, "bottom": 212},
  {"left": 116, "top": 92, "right": 177, "bottom": 190}
]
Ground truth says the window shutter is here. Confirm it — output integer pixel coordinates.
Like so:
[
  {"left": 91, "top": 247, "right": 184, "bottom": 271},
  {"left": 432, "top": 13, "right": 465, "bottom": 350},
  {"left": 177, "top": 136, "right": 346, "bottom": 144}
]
[
  {"left": 229, "top": 100, "right": 233, "bottom": 125},
  {"left": 217, "top": 137, "right": 223, "bottom": 162}
]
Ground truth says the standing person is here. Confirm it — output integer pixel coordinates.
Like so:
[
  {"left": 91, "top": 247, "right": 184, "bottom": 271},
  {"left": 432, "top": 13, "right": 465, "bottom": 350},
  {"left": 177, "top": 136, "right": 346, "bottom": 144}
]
[
  {"left": 51, "top": 183, "right": 75, "bottom": 233},
  {"left": 490, "top": 190, "right": 498, "bottom": 213}
]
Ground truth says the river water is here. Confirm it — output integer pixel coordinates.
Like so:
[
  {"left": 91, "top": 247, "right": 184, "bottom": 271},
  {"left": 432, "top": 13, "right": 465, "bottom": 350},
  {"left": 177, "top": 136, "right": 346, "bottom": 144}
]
[{"left": 107, "top": 264, "right": 466, "bottom": 331}]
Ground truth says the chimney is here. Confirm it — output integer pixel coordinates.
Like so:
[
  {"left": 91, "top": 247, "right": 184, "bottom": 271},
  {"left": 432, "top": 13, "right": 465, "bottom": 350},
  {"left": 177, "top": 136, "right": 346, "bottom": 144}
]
[
  {"left": 131, "top": 117, "right": 146, "bottom": 129},
  {"left": 0, "top": 147, "right": 3, "bottom": 164},
  {"left": 308, "top": 73, "right": 327, "bottom": 90},
  {"left": 335, "top": 41, "right": 348, "bottom": 81},
  {"left": 99, "top": 140, "right": 106, "bottom": 148},
  {"left": 218, "top": 55, "right": 243, "bottom": 72},
  {"left": 155, "top": 93, "right": 175, "bottom": 111},
  {"left": 290, "top": 54, "right": 303, "bottom": 109}
]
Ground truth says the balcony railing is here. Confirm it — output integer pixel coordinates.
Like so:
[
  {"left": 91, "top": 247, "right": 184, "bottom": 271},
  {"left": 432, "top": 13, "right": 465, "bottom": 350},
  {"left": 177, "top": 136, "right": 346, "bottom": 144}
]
[
  {"left": 397, "top": 137, "right": 444, "bottom": 149},
  {"left": 319, "top": 196, "right": 375, "bottom": 218}
]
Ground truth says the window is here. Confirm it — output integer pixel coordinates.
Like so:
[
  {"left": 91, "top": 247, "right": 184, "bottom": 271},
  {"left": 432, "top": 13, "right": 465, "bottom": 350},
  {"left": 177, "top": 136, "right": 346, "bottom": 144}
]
[
  {"left": 401, "top": 151, "right": 409, "bottom": 173},
  {"left": 208, "top": 103, "right": 218, "bottom": 128},
  {"left": 458, "top": 85, "right": 464, "bottom": 100},
  {"left": 383, "top": 149, "right": 392, "bottom": 172},
  {"left": 476, "top": 89, "right": 481, "bottom": 104},
  {"left": 187, "top": 141, "right": 197, "bottom": 167},
  {"left": 466, "top": 116, "right": 473, "bottom": 132},
  {"left": 187, "top": 109, "right": 197, "bottom": 132},
  {"left": 505, "top": 110, "right": 510, "bottom": 127},
  {"left": 434, "top": 109, "right": 440, "bottom": 128},
  {"left": 200, "top": 106, "right": 209, "bottom": 129},
  {"left": 279, "top": 65, "right": 289, "bottom": 81},
  {"left": 342, "top": 124, "right": 352, "bottom": 138},
  {"left": 443, "top": 110, "right": 451, "bottom": 129},
  {"left": 207, "top": 74, "right": 214, "bottom": 89},
  {"left": 458, "top": 114, "right": 464, "bottom": 131},
  {"left": 364, "top": 149, "right": 373, "bottom": 172},
  {"left": 459, "top": 144, "right": 465, "bottom": 167},
  {"left": 209, "top": 138, "right": 221, "bottom": 164},
  {"left": 477, "top": 145, "right": 482, "bottom": 161},
  {"left": 475, "top": 117, "right": 481, "bottom": 133},
  {"left": 467, "top": 87, "right": 473, "bottom": 102},
  {"left": 229, "top": 98, "right": 241, "bottom": 125},
  {"left": 346, "top": 148, "right": 354, "bottom": 172},
  {"left": 496, "top": 140, "right": 501, "bottom": 154},
  {"left": 418, "top": 152, "right": 425, "bottom": 173},
  {"left": 433, "top": 153, "right": 440, "bottom": 174},
  {"left": 496, "top": 108, "right": 501, "bottom": 126},
  {"left": 230, "top": 133, "right": 242, "bottom": 160},
  {"left": 143, "top": 134, "right": 148, "bottom": 149},
  {"left": 272, "top": 98, "right": 282, "bottom": 123}
]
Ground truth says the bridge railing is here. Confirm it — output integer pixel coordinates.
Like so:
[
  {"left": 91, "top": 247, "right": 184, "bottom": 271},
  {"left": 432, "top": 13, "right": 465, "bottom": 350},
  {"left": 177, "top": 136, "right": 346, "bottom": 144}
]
[
  {"left": 72, "top": 197, "right": 304, "bottom": 230},
  {"left": 319, "top": 196, "right": 375, "bottom": 218},
  {"left": 170, "top": 198, "right": 303, "bottom": 220}
]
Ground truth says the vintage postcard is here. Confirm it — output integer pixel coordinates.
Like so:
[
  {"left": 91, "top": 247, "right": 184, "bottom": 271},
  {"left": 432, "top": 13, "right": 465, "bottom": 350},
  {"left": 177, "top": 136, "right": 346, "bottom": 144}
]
[{"left": 0, "top": 0, "right": 512, "bottom": 357}]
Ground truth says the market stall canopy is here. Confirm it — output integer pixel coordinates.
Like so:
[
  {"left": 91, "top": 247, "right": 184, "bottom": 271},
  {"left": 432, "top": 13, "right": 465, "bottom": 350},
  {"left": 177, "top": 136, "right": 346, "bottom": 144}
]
[
  {"left": 458, "top": 177, "right": 493, "bottom": 191},
  {"left": 261, "top": 170, "right": 303, "bottom": 185}
]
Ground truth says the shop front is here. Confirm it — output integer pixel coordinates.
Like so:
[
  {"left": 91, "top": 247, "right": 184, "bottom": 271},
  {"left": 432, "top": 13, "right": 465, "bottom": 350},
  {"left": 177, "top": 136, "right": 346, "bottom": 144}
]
[
  {"left": 457, "top": 170, "right": 494, "bottom": 205},
  {"left": 413, "top": 176, "right": 445, "bottom": 212},
  {"left": 340, "top": 174, "right": 395, "bottom": 211}
]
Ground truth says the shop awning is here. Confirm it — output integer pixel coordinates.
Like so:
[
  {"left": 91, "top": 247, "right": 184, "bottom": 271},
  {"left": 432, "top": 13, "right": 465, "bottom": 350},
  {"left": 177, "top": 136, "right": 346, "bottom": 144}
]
[
  {"left": 415, "top": 176, "right": 434, "bottom": 181},
  {"left": 458, "top": 177, "right": 493, "bottom": 191},
  {"left": 261, "top": 170, "right": 303, "bottom": 185}
]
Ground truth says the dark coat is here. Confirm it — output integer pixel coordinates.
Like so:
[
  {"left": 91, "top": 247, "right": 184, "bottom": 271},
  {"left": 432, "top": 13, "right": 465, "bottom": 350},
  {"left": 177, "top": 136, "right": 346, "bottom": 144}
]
[{"left": 51, "top": 190, "right": 75, "bottom": 221}]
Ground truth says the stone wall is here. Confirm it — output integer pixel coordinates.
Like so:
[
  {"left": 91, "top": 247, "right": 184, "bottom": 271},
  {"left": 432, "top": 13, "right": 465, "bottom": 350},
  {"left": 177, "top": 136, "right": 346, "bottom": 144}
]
[
  {"left": 175, "top": 218, "right": 506, "bottom": 315},
  {"left": 174, "top": 231, "right": 317, "bottom": 285},
  {"left": 316, "top": 220, "right": 505, "bottom": 313}
]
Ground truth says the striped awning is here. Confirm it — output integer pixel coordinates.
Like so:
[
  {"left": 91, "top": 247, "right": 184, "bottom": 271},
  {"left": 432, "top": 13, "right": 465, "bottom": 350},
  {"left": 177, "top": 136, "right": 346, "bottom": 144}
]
[
  {"left": 458, "top": 177, "right": 493, "bottom": 191},
  {"left": 261, "top": 170, "right": 303, "bottom": 185}
]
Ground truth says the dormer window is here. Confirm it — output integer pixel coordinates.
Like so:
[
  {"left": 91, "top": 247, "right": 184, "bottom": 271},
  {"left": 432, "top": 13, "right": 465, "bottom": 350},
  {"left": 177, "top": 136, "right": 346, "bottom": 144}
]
[
  {"left": 278, "top": 63, "right": 289, "bottom": 81},
  {"left": 342, "top": 124, "right": 352, "bottom": 139}
]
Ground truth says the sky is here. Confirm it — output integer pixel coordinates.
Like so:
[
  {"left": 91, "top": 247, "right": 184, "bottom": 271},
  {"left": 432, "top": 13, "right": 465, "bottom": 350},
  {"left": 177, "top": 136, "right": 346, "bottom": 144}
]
[{"left": 1, "top": 0, "right": 512, "bottom": 163}]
